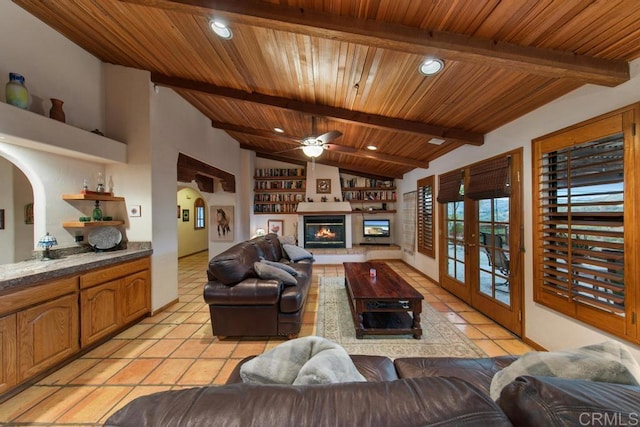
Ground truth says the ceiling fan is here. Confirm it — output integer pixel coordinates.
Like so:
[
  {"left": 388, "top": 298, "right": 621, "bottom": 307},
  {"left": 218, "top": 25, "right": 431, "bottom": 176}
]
[{"left": 278, "top": 116, "right": 344, "bottom": 159}]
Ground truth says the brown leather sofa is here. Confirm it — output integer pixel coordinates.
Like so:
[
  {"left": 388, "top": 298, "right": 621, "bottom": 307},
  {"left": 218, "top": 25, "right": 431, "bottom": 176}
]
[
  {"left": 203, "top": 234, "right": 312, "bottom": 339},
  {"left": 104, "top": 354, "right": 640, "bottom": 426}
]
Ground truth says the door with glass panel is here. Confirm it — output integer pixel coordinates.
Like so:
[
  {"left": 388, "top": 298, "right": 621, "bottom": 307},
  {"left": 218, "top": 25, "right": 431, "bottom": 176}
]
[{"left": 439, "top": 151, "right": 523, "bottom": 336}]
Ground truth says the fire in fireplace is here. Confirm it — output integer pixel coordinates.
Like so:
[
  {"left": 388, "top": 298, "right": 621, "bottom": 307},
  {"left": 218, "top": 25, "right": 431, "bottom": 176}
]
[{"left": 304, "top": 215, "right": 346, "bottom": 249}]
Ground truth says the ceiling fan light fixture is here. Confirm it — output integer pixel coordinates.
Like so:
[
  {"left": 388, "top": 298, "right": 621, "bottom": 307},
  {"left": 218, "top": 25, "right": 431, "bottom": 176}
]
[
  {"left": 209, "top": 19, "right": 233, "bottom": 39},
  {"left": 419, "top": 58, "right": 444, "bottom": 76},
  {"left": 302, "top": 144, "right": 324, "bottom": 158}
]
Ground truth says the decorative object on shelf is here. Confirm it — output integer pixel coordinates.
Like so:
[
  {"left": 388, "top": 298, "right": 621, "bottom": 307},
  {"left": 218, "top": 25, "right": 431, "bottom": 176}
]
[
  {"left": 24, "top": 203, "right": 34, "bottom": 224},
  {"left": 88, "top": 226, "right": 122, "bottom": 251},
  {"left": 108, "top": 175, "right": 114, "bottom": 193},
  {"left": 321, "top": 196, "right": 327, "bottom": 202},
  {"left": 83, "top": 178, "right": 89, "bottom": 192},
  {"left": 90, "top": 129, "right": 104, "bottom": 136},
  {"left": 49, "top": 98, "right": 65, "bottom": 122},
  {"left": 37, "top": 232, "right": 58, "bottom": 260},
  {"left": 129, "top": 205, "right": 141, "bottom": 217},
  {"left": 316, "top": 178, "right": 331, "bottom": 194},
  {"left": 334, "top": 197, "right": 341, "bottom": 202},
  {"left": 92, "top": 200, "right": 103, "bottom": 221},
  {"left": 268, "top": 219, "right": 284, "bottom": 237},
  {"left": 5, "top": 72, "right": 29, "bottom": 109},
  {"left": 211, "top": 205, "right": 234, "bottom": 241},
  {"left": 253, "top": 227, "right": 266, "bottom": 238},
  {"left": 79, "top": 216, "right": 91, "bottom": 222},
  {"left": 96, "top": 172, "right": 105, "bottom": 193},
  {"left": 307, "top": 198, "right": 313, "bottom": 202},
  {"left": 182, "top": 209, "right": 189, "bottom": 222}
]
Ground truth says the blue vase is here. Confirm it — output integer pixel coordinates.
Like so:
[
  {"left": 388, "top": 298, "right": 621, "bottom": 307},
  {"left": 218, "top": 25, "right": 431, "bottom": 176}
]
[{"left": 5, "top": 72, "right": 29, "bottom": 109}]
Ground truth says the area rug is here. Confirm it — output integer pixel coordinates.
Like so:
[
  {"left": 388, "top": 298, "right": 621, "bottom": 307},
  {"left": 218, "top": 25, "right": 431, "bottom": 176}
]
[{"left": 316, "top": 277, "right": 487, "bottom": 358}]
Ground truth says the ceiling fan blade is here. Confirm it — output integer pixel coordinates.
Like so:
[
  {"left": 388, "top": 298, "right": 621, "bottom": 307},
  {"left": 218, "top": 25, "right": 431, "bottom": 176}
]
[
  {"left": 323, "top": 143, "right": 357, "bottom": 153},
  {"left": 274, "top": 146, "right": 305, "bottom": 154},
  {"left": 315, "top": 130, "right": 343, "bottom": 144}
]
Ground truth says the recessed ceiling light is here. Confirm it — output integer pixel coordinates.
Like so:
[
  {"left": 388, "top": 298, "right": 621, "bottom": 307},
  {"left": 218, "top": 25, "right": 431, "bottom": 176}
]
[
  {"left": 419, "top": 58, "right": 444, "bottom": 76},
  {"left": 428, "top": 137, "right": 446, "bottom": 145},
  {"left": 366, "top": 145, "right": 377, "bottom": 150},
  {"left": 273, "top": 127, "right": 285, "bottom": 133},
  {"left": 209, "top": 19, "right": 233, "bottom": 39}
]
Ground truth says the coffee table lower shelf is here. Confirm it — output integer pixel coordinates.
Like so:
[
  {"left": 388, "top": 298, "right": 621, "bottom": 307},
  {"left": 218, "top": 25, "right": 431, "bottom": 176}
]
[{"left": 361, "top": 312, "right": 419, "bottom": 336}]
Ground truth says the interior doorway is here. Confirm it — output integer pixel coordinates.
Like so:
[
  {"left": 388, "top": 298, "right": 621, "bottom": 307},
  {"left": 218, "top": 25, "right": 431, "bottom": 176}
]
[
  {"left": 177, "top": 186, "right": 208, "bottom": 258},
  {"left": 438, "top": 150, "right": 523, "bottom": 336}
]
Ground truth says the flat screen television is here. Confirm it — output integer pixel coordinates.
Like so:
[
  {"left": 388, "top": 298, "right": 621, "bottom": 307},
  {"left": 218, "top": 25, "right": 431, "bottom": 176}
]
[{"left": 363, "top": 219, "right": 390, "bottom": 238}]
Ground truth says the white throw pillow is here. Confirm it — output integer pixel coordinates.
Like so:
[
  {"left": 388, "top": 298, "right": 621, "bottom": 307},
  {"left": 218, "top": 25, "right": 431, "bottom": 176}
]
[{"left": 259, "top": 258, "right": 298, "bottom": 276}]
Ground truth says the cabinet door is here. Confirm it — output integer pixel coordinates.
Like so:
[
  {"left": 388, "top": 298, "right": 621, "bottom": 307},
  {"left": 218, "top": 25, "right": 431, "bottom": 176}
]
[
  {"left": 80, "top": 279, "right": 120, "bottom": 347},
  {"left": 120, "top": 270, "right": 150, "bottom": 325},
  {"left": 0, "top": 314, "right": 17, "bottom": 394},
  {"left": 18, "top": 294, "right": 79, "bottom": 381}
]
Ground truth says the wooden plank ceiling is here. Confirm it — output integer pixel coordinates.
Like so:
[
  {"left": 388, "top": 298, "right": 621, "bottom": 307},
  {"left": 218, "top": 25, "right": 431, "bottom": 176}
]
[{"left": 14, "top": 0, "right": 640, "bottom": 179}]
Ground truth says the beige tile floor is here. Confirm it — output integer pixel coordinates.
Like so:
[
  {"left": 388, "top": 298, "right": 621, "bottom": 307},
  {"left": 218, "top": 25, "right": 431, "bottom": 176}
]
[{"left": 0, "top": 251, "right": 534, "bottom": 426}]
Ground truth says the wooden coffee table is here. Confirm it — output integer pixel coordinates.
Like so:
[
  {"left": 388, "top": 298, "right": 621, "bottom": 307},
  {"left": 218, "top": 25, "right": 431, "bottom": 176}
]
[{"left": 343, "top": 262, "right": 424, "bottom": 339}]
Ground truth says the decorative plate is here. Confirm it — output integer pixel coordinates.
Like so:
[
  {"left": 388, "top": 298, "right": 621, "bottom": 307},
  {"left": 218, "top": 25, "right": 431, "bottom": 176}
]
[{"left": 88, "top": 226, "right": 122, "bottom": 250}]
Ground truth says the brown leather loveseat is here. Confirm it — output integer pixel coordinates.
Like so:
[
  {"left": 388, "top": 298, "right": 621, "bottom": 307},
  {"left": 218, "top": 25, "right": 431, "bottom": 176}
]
[
  {"left": 203, "top": 233, "right": 313, "bottom": 339},
  {"left": 104, "top": 354, "right": 640, "bottom": 426}
]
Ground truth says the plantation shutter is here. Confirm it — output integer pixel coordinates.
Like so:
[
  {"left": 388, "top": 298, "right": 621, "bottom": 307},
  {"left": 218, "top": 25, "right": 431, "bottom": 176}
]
[
  {"left": 539, "top": 133, "right": 625, "bottom": 314},
  {"left": 417, "top": 176, "right": 435, "bottom": 257},
  {"left": 466, "top": 156, "right": 511, "bottom": 200},
  {"left": 437, "top": 170, "right": 464, "bottom": 203}
]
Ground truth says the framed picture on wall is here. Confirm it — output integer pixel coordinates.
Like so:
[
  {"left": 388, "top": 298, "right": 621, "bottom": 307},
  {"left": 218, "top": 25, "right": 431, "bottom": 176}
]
[
  {"left": 177, "top": 205, "right": 181, "bottom": 218},
  {"left": 316, "top": 178, "right": 331, "bottom": 194},
  {"left": 24, "top": 203, "right": 33, "bottom": 224},
  {"left": 211, "top": 206, "right": 234, "bottom": 241},
  {"left": 268, "top": 219, "right": 284, "bottom": 237},
  {"left": 182, "top": 209, "right": 189, "bottom": 222}
]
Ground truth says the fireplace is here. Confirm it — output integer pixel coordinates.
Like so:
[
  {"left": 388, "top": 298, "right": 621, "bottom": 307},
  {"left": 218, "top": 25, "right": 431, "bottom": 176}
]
[{"left": 304, "top": 215, "right": 346, "bottom": 249}]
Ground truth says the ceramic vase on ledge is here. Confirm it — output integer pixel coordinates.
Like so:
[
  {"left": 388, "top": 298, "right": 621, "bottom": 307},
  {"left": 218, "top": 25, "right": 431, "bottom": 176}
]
[
  {"left": 5, "top": 72, "right": 29, "bottom": 109},
  {"left": 49, "top": 98, "right": 66, "bottom": 123}
]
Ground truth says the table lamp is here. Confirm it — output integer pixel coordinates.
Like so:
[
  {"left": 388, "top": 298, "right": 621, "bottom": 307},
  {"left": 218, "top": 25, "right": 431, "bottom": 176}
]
[{"left": 38, "top": 232, "right": 58, "bottom": 260}]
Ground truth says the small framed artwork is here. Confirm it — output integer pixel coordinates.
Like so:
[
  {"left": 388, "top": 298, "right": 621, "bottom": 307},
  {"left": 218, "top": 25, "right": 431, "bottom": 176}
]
[
  {"left": 177, "top": 205, "right": 181, "bottom": 218},
  {"left": 129, "top": 205, "right": 142, "bottom": 217},
  {"left": 24, "top": 203, "right": 33, "bottom": 224},
  {"left": 0, "top": 209, "right": 4, "bottom": 230},
  {"left": 211, "top": 206, "right": 234, "bottom": 241},
  {"left": 268, "top": 219, "right": 284, "bottom": 237},
  {"left": 182, "top": 209, "right": 190, "bottom": 222},
  {"left": 316, "top": 178, "right": 331, "bottom": 194}
]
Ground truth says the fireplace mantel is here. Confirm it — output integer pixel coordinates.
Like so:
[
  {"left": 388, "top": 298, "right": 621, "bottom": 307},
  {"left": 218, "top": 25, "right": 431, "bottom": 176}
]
[{"left": 296, "top": 201, "right": 352, "bottom": 213}]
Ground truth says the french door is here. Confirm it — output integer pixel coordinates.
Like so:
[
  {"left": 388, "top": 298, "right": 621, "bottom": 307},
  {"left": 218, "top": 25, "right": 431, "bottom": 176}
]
[{"left": 439, "top": 150, "right": 523, "bottom": 336}]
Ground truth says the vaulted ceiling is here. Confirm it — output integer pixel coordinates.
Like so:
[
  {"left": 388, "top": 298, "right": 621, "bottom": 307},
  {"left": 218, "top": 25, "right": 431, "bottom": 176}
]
[{"left": 14, "top": 0, "right": 640, "bottom": 179}]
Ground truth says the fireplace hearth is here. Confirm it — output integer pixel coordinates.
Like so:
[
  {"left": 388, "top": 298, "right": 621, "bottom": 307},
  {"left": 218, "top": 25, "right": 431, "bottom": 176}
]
[{"left": 304, "top": 215, "right": 346, "bottom": 249}]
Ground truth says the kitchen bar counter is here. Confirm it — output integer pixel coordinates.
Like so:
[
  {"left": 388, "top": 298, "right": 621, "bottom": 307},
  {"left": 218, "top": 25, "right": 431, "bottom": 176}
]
[{"left": 0, "top": 246, "right": 152, "bottom": 292}]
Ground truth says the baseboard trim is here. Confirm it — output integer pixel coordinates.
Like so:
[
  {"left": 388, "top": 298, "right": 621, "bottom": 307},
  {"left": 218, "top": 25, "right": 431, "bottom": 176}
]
[{"left": 152, "top": 298, "right": 180, "bottom": 316}]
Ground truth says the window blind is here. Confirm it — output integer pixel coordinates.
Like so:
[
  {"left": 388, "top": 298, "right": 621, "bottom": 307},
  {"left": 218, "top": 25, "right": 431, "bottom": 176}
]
[
  {"left": 437, "top": 170, "right": 464, "bottom": 203},
  {"left": 417, "top": 176, "right": 435, "bottom": 257},
  {"left": 465, "top": 156, "right": 511, "bottom": 200}
]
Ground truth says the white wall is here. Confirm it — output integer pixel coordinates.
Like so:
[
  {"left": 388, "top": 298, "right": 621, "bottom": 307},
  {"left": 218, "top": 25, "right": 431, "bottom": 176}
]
[
  {"left": 177, "top": 186, "right": 208, "bottom": 257},
  {"left": 399, "top": 59, "right": 640, "bottom": 358},
  {"left": 0, "top": 2, "right": 104, "bottom": 131},
  {"left": 13, "top": 165, "right": 33, "bottom": 261},
  {"left": 0, "top": 157, "right": 15, "bottom": 264}
]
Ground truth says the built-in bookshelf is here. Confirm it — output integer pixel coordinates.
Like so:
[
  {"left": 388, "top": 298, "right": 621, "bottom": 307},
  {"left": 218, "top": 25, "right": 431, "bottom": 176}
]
[
  {"left": 341, "top": 176, "right": 396, "bottom": 213},
  {"left": 254, "top": 168, "right": 306, "bottom": 214}
]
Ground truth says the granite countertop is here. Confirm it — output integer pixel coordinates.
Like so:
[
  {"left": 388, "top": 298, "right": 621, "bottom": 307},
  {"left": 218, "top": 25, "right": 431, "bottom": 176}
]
[{"left": 0, "top": 247, "right": 153, "bottom": 292}]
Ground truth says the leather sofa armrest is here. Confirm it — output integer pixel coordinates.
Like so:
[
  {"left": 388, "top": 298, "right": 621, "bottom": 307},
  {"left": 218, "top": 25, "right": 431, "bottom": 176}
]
[
  {"left": 204, "top": 278, "right": 282, "bottom": 305},
  {"left": 498, "top": 375, "right": 640, "bottom": 427}
]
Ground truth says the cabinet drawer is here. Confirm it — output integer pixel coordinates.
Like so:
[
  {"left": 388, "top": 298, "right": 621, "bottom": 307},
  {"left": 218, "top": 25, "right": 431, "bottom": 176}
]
[
  {"left": 0, "top": 276, "right": 78, "bottom": 317},
  {"left": 80, "top": 257, "right": 150, "bottom": 289}
]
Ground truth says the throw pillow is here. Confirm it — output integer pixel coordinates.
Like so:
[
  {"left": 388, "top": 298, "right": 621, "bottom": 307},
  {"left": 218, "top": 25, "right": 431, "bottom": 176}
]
[
  {"left": 282, "top": 244, "right": 314, "bottom": 262},
  {"left": 260, "top": 258, "right": 298, "bottom": 276},
  {"left": 254, "top": 261, "right": 297, "bottom": 286},
  {"left": 489, "top": 340, "right": 640, "bottom": 401}
]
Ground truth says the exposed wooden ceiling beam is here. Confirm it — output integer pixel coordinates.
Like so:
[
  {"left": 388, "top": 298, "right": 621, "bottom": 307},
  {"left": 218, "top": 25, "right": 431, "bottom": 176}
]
[
  {"left": 213, "top": 121, "right": 429, "bottom": 169},
  {"left": 177, "top": 152, "right": 235, "bottom": 192},
  {"left": 245, "top": 145, "right": 403, "bottom": 179},
  {"left": 152, "top": 73, "right": 483, "bottom": 145},
  {"left": 128, "top": 0, "right": 629, "bottom": 87}
]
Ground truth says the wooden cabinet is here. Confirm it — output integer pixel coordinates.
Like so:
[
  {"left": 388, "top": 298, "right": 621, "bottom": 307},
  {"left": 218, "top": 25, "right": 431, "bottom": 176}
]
[
  {"left": 0, "top": 315, "right": 17, "bottom": 394},
  {"left": 254, "top": 168, "right": 306, "bottom": 214},
  {"left": 0, "top": 255, "right": 151, "bottom": 399},
  {"left": 80, "top": 258, "right": 151, "bottom": 347},
  {"left": 17, "top": 293, "right": 79, "bottom": 381}
]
